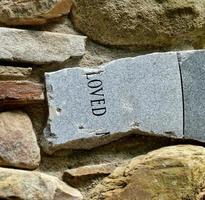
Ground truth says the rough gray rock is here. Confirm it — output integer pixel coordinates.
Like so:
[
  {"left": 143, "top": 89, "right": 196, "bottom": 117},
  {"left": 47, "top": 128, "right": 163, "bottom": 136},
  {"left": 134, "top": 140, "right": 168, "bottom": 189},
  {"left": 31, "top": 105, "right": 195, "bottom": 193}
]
[
  {"left": 43, "top": 52, "right": 183, "bottom": 154},
  {"left": 179, "top": 50, "right": 205, "bottom": 142},
  {"left": 0, "top": 167, "right": 83, "bottom": 200},
  {"left": 0, "top": 111, "right": 40, "bottom": 169},
  {"left": 0, "top": 27, "right": 86, "bottom": 64},
  {"left": 72, "top": 0, "right": 205, "bottom": 49}
]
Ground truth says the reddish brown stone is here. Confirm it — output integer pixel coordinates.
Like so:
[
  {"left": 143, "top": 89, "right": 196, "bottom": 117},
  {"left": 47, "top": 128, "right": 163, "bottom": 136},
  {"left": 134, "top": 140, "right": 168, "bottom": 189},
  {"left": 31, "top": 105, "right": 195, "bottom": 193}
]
[
  {"left": 0, "top": 81, "right": 44, "bottom": 105},
  {"left": 0, "top": 111, "right": 40, "bottom": 169},
  {"left": 0, "top": 0, "right": 73, "bottom": 26}
]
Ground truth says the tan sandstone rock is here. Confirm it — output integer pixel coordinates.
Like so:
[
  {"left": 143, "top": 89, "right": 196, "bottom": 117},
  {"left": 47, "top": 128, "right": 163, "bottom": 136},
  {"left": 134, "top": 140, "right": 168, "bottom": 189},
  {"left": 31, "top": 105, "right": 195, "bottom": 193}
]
[
  {"left": 0, "top": 111, "right": 40, "bottom": 169},
  {"left": 0, "top": 66, "right": 32, "bottom": 79},
  {"left": 91, "top": 145, "right": 205, "bottom": 200},
  {"left": 72, "top": 0, "right": 205, "bottom": 50},
  {"left": 0, "top": 0, "right": 72, "bottom": 25},
  {"left": 0, "top": 167, "right": 83, "bottom": 200},
  {"left": 63, "top": 163, "right": 117, "bottom": 187}
]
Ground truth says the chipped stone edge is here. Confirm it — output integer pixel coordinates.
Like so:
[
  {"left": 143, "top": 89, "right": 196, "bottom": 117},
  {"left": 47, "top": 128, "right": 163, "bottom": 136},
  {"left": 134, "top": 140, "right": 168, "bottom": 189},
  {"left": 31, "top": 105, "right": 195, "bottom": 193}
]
[{"left": 41, "top": 128, "right": 179, "bottom": 155}]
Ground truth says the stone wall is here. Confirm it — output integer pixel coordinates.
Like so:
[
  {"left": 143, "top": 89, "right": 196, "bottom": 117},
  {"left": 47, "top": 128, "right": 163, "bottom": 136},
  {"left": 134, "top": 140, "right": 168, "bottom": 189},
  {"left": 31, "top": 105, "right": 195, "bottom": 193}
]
[{"left": 1, "top": 0, "right": 205, "bottom": 199}]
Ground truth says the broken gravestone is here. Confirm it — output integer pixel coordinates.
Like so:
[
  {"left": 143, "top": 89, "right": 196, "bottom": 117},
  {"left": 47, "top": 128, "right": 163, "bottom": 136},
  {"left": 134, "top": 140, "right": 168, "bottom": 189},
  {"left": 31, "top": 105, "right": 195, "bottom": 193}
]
[
  {"left": 43, "top": 52, "right": 184, "bottom": 154},
  {"left": 43, "top": 50, "right": 205, "bottom": 154}
]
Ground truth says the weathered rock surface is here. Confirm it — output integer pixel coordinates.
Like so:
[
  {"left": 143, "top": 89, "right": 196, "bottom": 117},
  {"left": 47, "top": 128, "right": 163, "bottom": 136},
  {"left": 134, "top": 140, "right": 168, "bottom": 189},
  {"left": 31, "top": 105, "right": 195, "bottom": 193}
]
[
  {"left": 0, "top": 167, "right": 83, "bottom": 200},
  {"left": 0, "top": 80, "right": 44, "bottom": 105},
  {"left": 72, "top": 0, "right": 205, "bottom": 49},
  {"left": 43, "top": 52, "right": 183, "bottom": 154},
  {"left": 0, "top": 111, "right": 40, "bottom": 169},
  {"left": 179, "top": 50, "right": 205, "bottom": 142},
  {"left": 0, "top": 27, "right": 86, "bottom": 64},
  {"left": 0, "top": 0, "right": 72, "bottom": 25},
  {"left": 63, "top": 163, "right": 117, "bottom": 186},
  {"left": 91, "top": 145, "right": 205, "bottom": 200},
  {"left": 0, "top": 66, "right": 32, "bottom": 79}
]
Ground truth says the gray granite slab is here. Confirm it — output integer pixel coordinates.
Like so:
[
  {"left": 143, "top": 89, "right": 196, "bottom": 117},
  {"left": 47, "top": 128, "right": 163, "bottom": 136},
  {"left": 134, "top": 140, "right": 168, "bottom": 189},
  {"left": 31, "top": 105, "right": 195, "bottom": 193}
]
[
  {"left": 178, "top": 50, "right": 205, "bottom": 141},
  {"left": 43, "top": 52, "right": 183, "bottom": 154}
]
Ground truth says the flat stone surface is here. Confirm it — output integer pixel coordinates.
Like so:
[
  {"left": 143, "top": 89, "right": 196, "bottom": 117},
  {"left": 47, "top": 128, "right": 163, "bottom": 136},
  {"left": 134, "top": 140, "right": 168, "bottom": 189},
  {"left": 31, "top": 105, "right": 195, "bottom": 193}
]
[
  {"left": 0, "top": 27, "right": 86, "bottom": 64},
  {"left": 0, "top": 80, "right": 44, "bottom": 105},
  {"left": 0, "top": 167, "right": 83, "bottom": 200},
  {"left": 63, "top": 163, "right": 117, "bottom": 187},
  {"left": 179, "top": 50, "right": 205, "bottom": 141},
  {"left": 0, "top": 111, "right": 40, "bottom": 169},
  {"left": 0, "top": 66, "right": 32, "bottom": 79},
  {"left": 43, "top": 52, "right": 183, "bottom": 153}
]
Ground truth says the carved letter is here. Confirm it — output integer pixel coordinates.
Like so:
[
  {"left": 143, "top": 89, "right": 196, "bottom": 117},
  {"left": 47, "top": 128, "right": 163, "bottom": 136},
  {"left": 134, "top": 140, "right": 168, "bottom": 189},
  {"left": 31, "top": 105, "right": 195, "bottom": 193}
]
[
  {"left": 92, "top": 107, "right": 106, "bottom": 116},
  {"left": 90, "top": 87, "right": 104, "bottom": 97},
  {"left": 91, "top": 99, "right": 105, "bottom": 106},
  {"left": 88, "top": 79, "right": 102, "bottom": 88}
]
